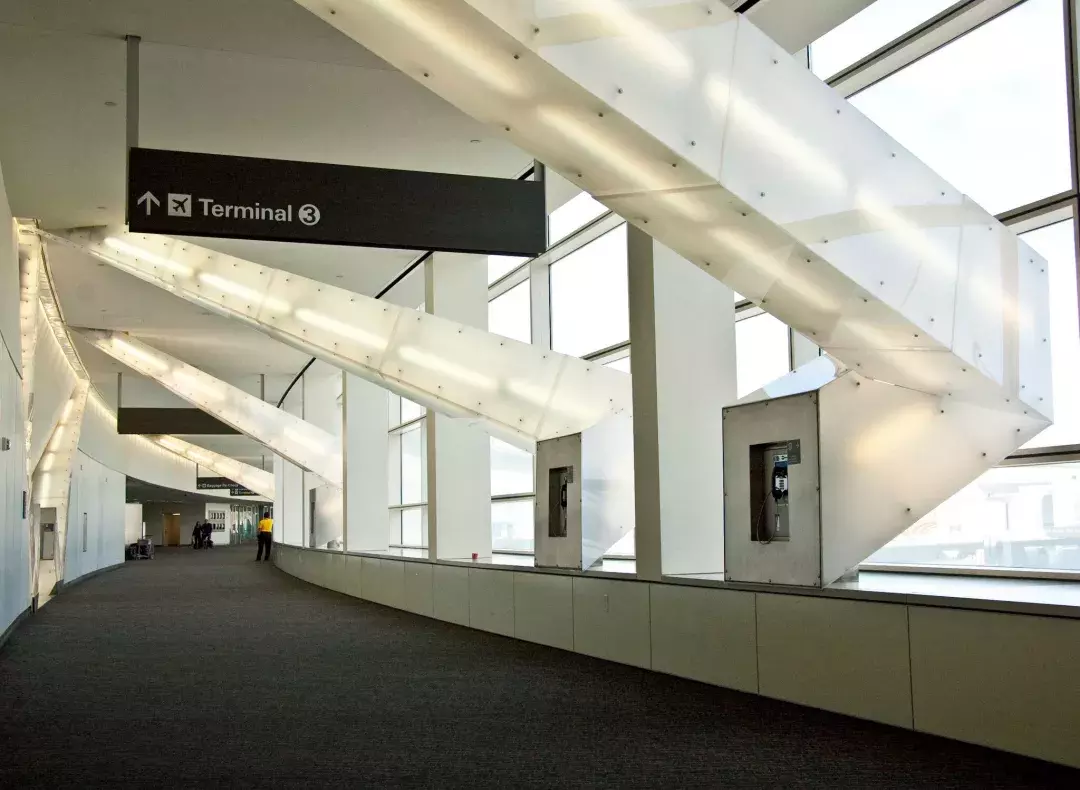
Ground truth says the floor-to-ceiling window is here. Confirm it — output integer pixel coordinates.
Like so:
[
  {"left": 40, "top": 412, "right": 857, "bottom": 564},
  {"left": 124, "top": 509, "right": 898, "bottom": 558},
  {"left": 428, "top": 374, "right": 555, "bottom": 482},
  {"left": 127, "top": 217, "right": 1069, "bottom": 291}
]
[
  {"left": 811, "top": 0, "right": 1080, "bottom": 575},
  {"left": 387, "top": 393, "right": 427, "bottom": 549}
]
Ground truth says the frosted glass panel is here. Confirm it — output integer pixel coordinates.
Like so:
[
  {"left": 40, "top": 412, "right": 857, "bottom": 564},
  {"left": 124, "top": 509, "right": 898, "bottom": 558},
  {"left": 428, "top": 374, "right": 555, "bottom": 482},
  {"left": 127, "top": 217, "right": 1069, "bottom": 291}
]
[
  {"left": 736, "top": 313, "right": 790, "bottom": 397},
  {"left": 488, "top": 281, "right": 531, "bottom": 344},
  {"left": 491, "top": 499, "right": 534, "bottom": 552},
  {"left": 491, "top": 437, "right": 533, "bottom": 496},
  {"left": 811, "top": 0, "right": 956, "bottom": 79},
  {"left": 850, "top": 0, "right": 1070, "bottom": 214},
  {"left": 1021, "top": 220, "right": 1079, "bottom": 449},
  {"left": 550, "top": 225, "right": 629, "bottom": 357},
  {"left": 870, "top": 463, "right": 1080, "bottom": 571}
]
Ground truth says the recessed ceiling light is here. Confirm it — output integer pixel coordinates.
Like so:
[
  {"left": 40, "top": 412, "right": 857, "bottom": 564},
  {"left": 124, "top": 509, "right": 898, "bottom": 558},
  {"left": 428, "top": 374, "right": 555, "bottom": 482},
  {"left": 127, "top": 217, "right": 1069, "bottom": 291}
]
[
  {"left": 470, "top": 139, "right": 481, "bottom": 144},
  {"left": 104, "top": 101, "right": 117, "bottom": 107},
  {"left": 97, "top": 206, "right": 107, "bottom": 210}
]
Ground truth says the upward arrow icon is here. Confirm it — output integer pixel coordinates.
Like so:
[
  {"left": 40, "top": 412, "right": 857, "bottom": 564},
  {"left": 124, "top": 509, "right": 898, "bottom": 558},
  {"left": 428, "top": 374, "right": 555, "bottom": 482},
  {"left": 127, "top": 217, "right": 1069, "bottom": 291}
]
[{"left": 136, "top": 191, "right": 160, "bottom": 215}]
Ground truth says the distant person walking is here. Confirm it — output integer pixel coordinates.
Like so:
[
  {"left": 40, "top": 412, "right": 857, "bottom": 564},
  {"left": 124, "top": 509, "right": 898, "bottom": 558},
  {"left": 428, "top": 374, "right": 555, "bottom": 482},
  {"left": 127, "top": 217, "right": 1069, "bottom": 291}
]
[
  {"left": 192, "top": 522, "right": 203, "bottom": 549},
  {"left": 201, "top": 520, "right": 213, "bottom": 549},
  {"left": 256, "top": 512, "right": 273, "bottom": 562}
]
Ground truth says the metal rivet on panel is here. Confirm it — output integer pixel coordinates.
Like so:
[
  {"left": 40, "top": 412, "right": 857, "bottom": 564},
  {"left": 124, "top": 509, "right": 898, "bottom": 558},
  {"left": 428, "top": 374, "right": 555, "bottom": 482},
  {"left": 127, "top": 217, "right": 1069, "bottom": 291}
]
[
  {"left": 617, "top": 88, "right": 624, "bottom": 94},
  {"left": 514, "top": 54, "right": 520, "bottom": 60}
]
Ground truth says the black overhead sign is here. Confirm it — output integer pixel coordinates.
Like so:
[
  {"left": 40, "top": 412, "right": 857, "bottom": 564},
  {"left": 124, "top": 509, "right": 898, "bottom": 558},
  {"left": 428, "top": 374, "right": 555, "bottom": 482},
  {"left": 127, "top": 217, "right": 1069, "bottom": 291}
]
[
  {"left": 197, "top": 476, "right": 259, "bottom": 498},
  {"left": 127, "top": 147, "right": 546, "bottom": 256}
]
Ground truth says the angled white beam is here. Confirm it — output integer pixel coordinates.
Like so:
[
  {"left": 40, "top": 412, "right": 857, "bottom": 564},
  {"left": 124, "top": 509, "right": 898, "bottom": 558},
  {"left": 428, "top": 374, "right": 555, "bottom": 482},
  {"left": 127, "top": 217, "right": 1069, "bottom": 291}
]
[
  {"left": 76, "top": 329, "right": 343, "bottom": 488},
  {"left": 48, "top": 228, "right": 632, "bottom": 450},
  {"left": 296, "top": 0, "right": 1050, "bottom": 425},
  {"left": 149, "top": 435, "right": 275, "bottom": 500}
]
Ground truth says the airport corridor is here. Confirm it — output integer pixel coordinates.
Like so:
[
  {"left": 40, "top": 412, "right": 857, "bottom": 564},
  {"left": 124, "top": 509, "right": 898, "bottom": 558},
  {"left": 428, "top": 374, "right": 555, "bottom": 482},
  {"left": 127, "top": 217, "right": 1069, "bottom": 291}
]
[{"left": 0, "top": 547, "right": 1075, "bottom": 789}]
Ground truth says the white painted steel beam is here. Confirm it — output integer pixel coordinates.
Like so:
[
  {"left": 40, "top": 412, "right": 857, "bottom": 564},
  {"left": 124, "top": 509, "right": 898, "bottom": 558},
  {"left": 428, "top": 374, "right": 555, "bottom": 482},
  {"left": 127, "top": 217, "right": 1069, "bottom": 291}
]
[
  {"left": 149, "top": 434, "right": 275, "bottom": 500},
  {"left": 295, "top": 0, "right": 1051, "bottom": 427},
  {"left": 76, "top": 329, "right": 343, "bottom": 488},
  {"left": 48, "top": 228, "right": 632, "bottom": 450},
  {"left": 17, "top": 221, "right": 43, "bottom": 415}
]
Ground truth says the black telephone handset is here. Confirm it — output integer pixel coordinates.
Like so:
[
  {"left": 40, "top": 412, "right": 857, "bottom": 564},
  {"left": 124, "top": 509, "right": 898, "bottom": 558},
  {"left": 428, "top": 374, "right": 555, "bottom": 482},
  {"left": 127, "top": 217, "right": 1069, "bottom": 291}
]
[{"left": 772, "top": 462, "right": 789, "bottom": 503}]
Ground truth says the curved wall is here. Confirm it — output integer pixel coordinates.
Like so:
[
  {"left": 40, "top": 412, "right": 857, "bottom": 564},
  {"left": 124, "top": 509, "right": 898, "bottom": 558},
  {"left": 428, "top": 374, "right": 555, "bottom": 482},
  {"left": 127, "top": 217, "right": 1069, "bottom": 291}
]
[{"left": 275, "top": 544, "right": 1080, "bottom": 771}]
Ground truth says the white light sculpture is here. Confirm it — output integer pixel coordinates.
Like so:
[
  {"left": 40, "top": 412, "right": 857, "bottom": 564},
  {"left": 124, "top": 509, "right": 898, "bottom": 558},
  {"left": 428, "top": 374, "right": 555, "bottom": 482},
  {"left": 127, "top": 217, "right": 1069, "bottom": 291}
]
[
  {"left": 76, "top": 329, "right": 343, "bottom": 488},
  {"left": 290, "top": 0, "right": 1053, "bottom": 580},
  {"left": 149, "top": 434, "right": 275, "bottom": 500},
  {"left": 291, "top": 0, "right": 1050, "bottom": 424},
  {"left": 48, "top": 228, "right": 632, "bottom": 449}
]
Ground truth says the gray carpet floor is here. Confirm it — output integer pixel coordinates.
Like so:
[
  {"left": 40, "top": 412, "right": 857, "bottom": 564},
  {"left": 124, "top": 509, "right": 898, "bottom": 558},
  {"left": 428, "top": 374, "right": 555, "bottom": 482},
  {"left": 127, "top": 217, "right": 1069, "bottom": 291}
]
[{"left": 0, "top": 545, "right": 1076, "bottom": 788}]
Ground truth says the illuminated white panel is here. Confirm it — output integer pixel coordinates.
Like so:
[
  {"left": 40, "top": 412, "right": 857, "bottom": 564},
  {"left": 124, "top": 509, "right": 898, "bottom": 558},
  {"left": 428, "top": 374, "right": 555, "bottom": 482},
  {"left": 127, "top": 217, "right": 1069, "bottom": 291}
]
[
  {"left": 50, "top": 228, "right": 632, "bottom": 448},
  {"left": 29, "top": 304, "right": 77, "bottom": 471},
  {"left": 76, "top": 329, "right": 342, "bottom": 487},
  {"left": 294, "top": 0, "right": 1050, "bottom": 423},
  {"left": 17, "top": 221, "right": 43, "bottom": 413},
  {"left": 149, "top": 434, "right": 275, "bottom": 500},
  {"left": 32, "top": 381, "right": 90, "bottom": 587}
]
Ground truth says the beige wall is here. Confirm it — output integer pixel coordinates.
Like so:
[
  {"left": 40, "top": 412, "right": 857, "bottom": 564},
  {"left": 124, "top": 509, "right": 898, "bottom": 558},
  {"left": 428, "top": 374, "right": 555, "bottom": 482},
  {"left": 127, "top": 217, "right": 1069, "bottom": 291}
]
[{"left": 276, "top": 544, "right": 1080, "bottom": 770}]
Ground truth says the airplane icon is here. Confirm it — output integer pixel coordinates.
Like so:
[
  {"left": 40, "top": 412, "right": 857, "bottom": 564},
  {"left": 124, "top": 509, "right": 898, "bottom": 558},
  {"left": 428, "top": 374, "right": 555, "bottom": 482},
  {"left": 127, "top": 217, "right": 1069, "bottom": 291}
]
[{"left": 167, "top": 193, "right": 192, "bottom": 217}]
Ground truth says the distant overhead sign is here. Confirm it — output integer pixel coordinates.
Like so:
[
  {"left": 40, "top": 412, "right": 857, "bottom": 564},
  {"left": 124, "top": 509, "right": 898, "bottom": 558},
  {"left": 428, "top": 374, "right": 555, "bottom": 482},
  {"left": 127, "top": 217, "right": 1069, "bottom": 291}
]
[{"left": 127, "top": 147, "right": 546, "bottom": 256}]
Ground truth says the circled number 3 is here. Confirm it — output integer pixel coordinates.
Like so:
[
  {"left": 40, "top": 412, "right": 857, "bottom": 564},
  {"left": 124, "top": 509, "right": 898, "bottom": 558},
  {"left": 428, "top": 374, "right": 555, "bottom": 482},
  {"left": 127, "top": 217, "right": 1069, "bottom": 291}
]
[{"left": 299, "top": 204, "right": 321, "bottom": 226}]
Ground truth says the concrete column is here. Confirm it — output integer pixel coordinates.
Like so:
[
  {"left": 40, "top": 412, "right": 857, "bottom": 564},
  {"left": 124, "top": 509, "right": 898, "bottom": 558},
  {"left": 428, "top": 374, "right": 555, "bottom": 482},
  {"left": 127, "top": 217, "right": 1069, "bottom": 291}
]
[
  {"left": 627, "top": 226, "right": 736, "bottom": 580},
  {"left": 277, "top": 382, "right": 305, "bottom": 547},
  {"left": 343, "top": 372, "right": 389, "bottom": 552},
  {"left": 425, "top": 252, "right": 491, "bottom": 560}
]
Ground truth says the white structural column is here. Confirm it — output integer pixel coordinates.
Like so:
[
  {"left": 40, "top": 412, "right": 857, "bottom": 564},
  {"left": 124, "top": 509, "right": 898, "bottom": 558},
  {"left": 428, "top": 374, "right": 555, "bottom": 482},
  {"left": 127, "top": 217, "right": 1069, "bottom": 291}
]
[
  {"left": 31, "top": 380, "right": 89, "bottom": 600},
  {"left": 425, "top": 252, "right": 491, "bottom": 560},
  {"left": 17, "top": 224, "right": 42, "bottom": 419},
  {"left": 76, "top": 329, "right": 342, "bottom": 487},
  {"left": 343, "top": 372, "right": 389, "bottom": 552},
  {"left": 627, "top": 227, "right": 735, "bottom": 580},
  {"left": 151, "top": 435, "right": 274, "bottom": 500},
  {"left": 51, "top": 229, "right": 632, "bottom": 451}
]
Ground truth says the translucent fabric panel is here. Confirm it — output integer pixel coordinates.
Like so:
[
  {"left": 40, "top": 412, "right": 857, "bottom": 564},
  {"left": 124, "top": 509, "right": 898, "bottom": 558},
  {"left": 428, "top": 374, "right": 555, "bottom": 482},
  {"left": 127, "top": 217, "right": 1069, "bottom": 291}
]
[
  {"left": 488, "top": 281, "right": 532, "bottom": 344},
  {"left": 491, "top": 499, "right": 534, "bottom": 553},
  {"left": 488, "top": 255, "right": 529, "bottom": 284},
  {"left": 868, "top": 462, "right": 1080, "bottom": 571},
  {"left": 810, "top": 0, "right": 957, "bottom": 79},
  {"left": 491, "top": 437, "right": 533, "bottom": 496},
  {"left": 549, "top": 191, "right": 608, "bottom": 244},
  {"left": 400, "top": 424, "right": 424, "bottom": 505},
  {"left": 550, "top": 225, "right": 629, "bottom": 357},
  {"left": 736, "top": 313, "right": 790, "bottom": 397},
  {"left": 850, "top": 0, "right": 1070, "bottom": 214},
  {"left": 1021, "top": 220, "right": 1080, "bottom": 449}
]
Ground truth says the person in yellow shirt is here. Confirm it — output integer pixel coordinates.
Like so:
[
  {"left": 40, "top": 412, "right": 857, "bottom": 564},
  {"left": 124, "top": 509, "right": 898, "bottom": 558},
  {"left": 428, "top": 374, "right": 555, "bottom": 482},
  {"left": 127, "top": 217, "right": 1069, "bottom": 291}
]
[{"left": 256, "top": 511, "right": 273, "bottom": 561}]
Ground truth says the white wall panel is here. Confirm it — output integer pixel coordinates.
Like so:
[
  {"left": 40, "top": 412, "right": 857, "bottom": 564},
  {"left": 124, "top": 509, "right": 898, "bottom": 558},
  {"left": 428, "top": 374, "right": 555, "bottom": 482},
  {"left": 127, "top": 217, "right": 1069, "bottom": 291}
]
[
  {"left": 649, "top": 584, "right": 757, "bottom": 693},
  {"left": 64, "top": 451, "right": 125, "bottom": 584},
  {"left": 572, "top": 577, "right": 651, "bottom": 670},
  {"left": 468, "top": 567, "right": 515, "bottom": 637},
  {"left": 403, "top": 561, "right": 433, "bottom": 617},
  {"left": 0, "top": 332, "right": 29, "bottom": 636},
  {"left": 341, "top": 553, "right": 364, "bottom": 600},
  {"left": 910, "top": 607, "right": 1080, "bottom": 769},
  {"left": 124, "top": 503, "right": 143, "bottom": 544},
  {"left": 513, "top": 572, "right": 574, "bottom": 651},
  {"left": 432, "top": 564, "right": 470, "bottom": 626},
  {"left": 756, "top": 593, "right": 912, "bottom": 728}
]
